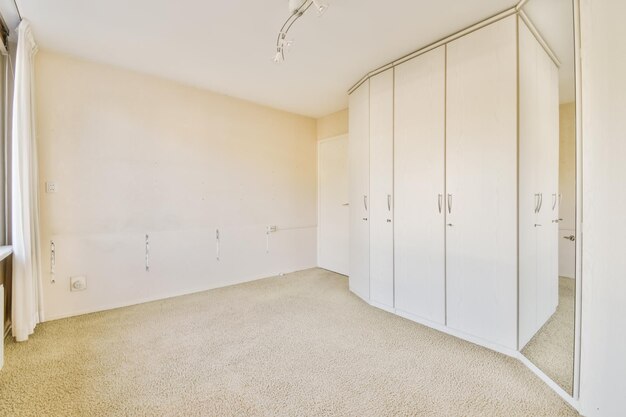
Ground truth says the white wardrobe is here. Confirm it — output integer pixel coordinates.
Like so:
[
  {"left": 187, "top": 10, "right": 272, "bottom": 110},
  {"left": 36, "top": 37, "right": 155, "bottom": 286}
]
[
  {"left": 369, "top": 70, "right": 394, "bottom": 311},
  {"left": 348, "top": 81, "right": 370, "bottom": 301},
  {"left": 518, "top": 20, "right": 560, "bottom": 349},
  {"left": 348, "top": 15, "right": 559, "bottom": 351},
  {"left": 394, "top": 46, "right": 446, "bottom": 325}
]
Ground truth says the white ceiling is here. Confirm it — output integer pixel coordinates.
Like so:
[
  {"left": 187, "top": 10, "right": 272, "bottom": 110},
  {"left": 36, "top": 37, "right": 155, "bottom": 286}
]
[{"left": 4, "top": 0, "right": 527, "bottom": 117}]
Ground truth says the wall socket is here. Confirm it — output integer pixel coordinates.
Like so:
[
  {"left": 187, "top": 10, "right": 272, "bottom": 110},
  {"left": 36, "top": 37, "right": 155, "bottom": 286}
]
[
  {"left": 70, "top": 276, "right": 87, "bottom": 292},
  {"left": 46, "top": 181, "right": 57, "bottom": 193},
  {"left": 266, "top": 225, "right": 277, "bottom": 233}
]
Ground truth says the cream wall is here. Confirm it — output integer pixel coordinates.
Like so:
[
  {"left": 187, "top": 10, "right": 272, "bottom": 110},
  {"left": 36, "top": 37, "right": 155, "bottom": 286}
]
[
  {"left": 559, "top": 102, "right": 576, "bottom": 231},
  {"left": 316, "top": 109, "right": 348, "bottom": 140},
  {"left": 36, "top": 51, "right": 318, "bottom": 320},
  {"left": 580, "top": 0, "right": 626, "bottom": 415}
]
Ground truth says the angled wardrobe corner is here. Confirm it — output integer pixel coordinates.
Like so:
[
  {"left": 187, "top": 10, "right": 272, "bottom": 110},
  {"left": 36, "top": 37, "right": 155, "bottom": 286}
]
[{"left": 348, "top": 14, "right": 559, "bottom": 352}]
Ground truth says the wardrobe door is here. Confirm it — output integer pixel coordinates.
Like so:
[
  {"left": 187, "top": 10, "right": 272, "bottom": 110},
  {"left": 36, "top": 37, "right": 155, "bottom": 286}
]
[
  {"left": 537, "top": 38, "right": 560, "bottom": 326},
  {"left": 348, "top": 80, "right": 370, "bottom": 301},
  {"left": 445, "top": 15, "right": 518, "bottom": 348},
  {"left": 394, "top": 47, "right": 446, "bottom": 323},
  {"left": 369, "top": 69, "right": 394, "bottom": 309},
  {"left": 518, "top": 19, "right": 542, "bottom": 348},
  {"left": 518, "top": 19, "right": 561, "bottom": 347}
]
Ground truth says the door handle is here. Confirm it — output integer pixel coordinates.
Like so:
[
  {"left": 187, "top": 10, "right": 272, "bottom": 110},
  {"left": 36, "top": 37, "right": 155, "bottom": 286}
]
[
  {"left": 552, "top": 193, "right": 557, "bottom": 210},
  {"left": 342, "top": 203, "right": 349, "bottom": 206},
  {"left": 438, "top": 194, "right": 442, "bottom": 213},
  {"left": 363, "top": 195, "right": 368, "bottom": 211},
  {"left": 534, "top": 194, "right": 539, "bottom": 213},
  {"left": 447, "top": 194, "right": 452, "bottom": 214},
  {"left": 387, "top": 194, "right": 391, "bottom": 211},
  {"left": 538, "top": 193, "right": 543, "bottom": 212},
  {"left": 563, "top": 235, "right": 576, "bottom": 241},
  {"left": 534, "top": 193, "right": 542, "bottom": 213}
]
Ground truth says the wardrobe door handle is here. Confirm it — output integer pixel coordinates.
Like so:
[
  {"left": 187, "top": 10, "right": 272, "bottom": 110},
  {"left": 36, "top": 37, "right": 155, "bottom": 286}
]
[
  {"left": 538, "top": 193, "right": 543, "bottom": 212},
  {"left": 363, "top": 195, "right": 368, "bottom": 211},
  {"left": 552, "top": 193, "right": 557, "bottom": 211},
  {"left": 447, "top": 194, "right": 452, "bottom": 214},
  {"left": 534, "top": 194, "right": 540, "bottom": 213},
  {"left": 387, "top": 194, "right": 391, "bottom": 211},
  {"left": 438, "top": 194, "right": 442, "bottom": 213}
]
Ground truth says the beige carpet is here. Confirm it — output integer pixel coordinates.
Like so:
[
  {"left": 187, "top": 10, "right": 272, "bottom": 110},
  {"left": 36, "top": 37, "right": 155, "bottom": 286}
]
[
  {"left": 522, "top": 277, "right": 576, "bottom": 394},
  {"left": 0, "top": 268, "right": 578, "bottom": 417}
]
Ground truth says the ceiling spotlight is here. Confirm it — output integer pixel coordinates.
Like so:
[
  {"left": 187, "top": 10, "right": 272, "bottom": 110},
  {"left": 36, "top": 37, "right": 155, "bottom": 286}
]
[
  {"left": 274, "top": 50, "right": 284, "bottom": 64},
  {"left": 273, "top": 0, "right": 330, "bottom": 63},
  {"left": 312, "top": 0, "right": 329, "bottom": 16}
]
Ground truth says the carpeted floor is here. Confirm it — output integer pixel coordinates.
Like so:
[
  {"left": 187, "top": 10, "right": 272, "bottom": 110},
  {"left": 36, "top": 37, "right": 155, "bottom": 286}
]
[
  {"left": 522, "top": 277, "right": 576, "bottom": 394},
  {"left": 0, "top": 268, "right": 578, "bottom": 417}
]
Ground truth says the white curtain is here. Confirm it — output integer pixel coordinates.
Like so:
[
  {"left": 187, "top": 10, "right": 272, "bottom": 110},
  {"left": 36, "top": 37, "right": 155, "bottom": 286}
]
[{"left": 11, "top": 20, "right": 43, "bottom": 342}]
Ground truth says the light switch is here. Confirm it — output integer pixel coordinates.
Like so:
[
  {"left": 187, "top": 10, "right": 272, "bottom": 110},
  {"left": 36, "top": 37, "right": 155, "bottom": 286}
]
[{"left": 46, "top": 182, "right": 57, "bottom": 193}]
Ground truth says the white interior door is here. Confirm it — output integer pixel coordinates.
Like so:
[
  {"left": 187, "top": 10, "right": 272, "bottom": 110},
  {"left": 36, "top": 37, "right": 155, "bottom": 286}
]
[
  {"left": 559, "top": 229, "right": 576, "bottom": 278},
  {"left": 369, "top": 69, "right": 394, "bottom": 309},
  {"left": 318, "top": 135, "right": 349, "bottom": 275},
  {"left": 445, "top": 16, "right": 518, "bottom": 349},
  {"left": 394, "top": 46, "right": 446, "bottom": 324},
  {"left": 348, "top": 81, "right": 370, "bottom": 301}
]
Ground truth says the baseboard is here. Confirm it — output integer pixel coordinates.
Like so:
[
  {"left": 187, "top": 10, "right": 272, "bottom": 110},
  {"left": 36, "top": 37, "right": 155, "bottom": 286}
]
[
  {"left": 394, "top": 308, "right": 518, "bottom": 358},
  {"left": 369, "top": 300, "right": 395, "bottom": 314},
  {"left": 348, "top": 286, "right": 369, "bottom": 304}
]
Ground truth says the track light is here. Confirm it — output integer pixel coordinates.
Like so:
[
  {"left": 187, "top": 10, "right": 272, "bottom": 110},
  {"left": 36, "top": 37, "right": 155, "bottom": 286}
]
[
  {"left": 312, "top": 0, "right": 329, "bottom": 15},
  {"left": 273, "top": 50, "right": 284, "bottom": 64},
  {"left": 273, "top": 0, "right": 330, "bottom": 63},
  {"left": 288, "top": 0, "right": 307, "bottom": 14}
]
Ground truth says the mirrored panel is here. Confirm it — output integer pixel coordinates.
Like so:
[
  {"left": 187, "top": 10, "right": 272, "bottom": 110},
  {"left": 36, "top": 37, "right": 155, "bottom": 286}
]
[{"left": 518, "top": 0, "right": 577, "bottom": 395}]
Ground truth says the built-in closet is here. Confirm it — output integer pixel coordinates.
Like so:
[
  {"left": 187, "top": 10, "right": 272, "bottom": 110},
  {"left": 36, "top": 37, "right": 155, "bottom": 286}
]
[
  {"left": 348, "top": 80, "right": 370, "bottom": 301},
  {"left": 369, "top": 70, "right": 394, "bottom": 311},
  {"left": 518, "top": 20, "right": 560, "bottom": 349},
  {"left": 394, "top": 46, "right": 446, "bottom": 325},
  {"left": 348, "top": 14, "right": 559, "bottom": 351}
]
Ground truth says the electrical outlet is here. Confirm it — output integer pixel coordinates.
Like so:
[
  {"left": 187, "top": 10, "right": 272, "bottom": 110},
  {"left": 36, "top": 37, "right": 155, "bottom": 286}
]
[
  {"left": 267, "top": 225, "right": 278, "bottom": 233},
  {"left": 70, "top": 276, "right": 87, "bottom": 292},
  {"left": 46, "top": 181, "right": 57, "bottom": 193}
]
